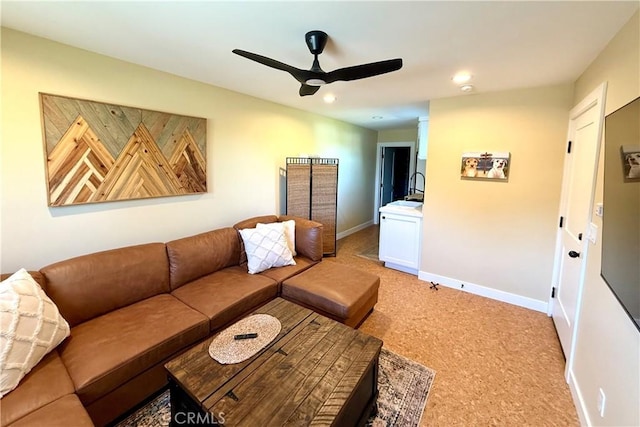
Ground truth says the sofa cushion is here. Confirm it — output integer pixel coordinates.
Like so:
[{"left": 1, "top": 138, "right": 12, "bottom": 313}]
[
  {"left": 239, "top": 226, "right": 296, "bottom": 274},
  {"left": 7, "top": 394, "right": 93, "bottom": 427},
  {"left": 58, "top": 294, "right": 208, "bottom": 405},
  {"left": 84, "top": 360, "right": 169, "bottom": 426},
  {"left": 282, "top": 262, "right": 379, "bottom": 326},
  {"left": 1, "top": 269, "right": 70, "bottom": 397},
  {"left": 171, "top": 266, "right": 278, "bottom": 331},
  {"left": 41, "top": 243, "right": 170, "bottom": 327},
  {"left": 166, "top": 228, "right": 241, "bottom": 291},
  {"left": 0, "top": 351, "right": 75, "bottom": 426},
  {"left": 257, "top": 219, "right": 296, "bottom": 256},
  {"left": 233, "top": 215, "right": 279, "bottom": 265},
  {"left": 259, "top": 255, "right": 318, "bottom": 285}
]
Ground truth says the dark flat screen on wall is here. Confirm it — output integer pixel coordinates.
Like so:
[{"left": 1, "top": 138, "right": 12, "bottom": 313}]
[{"left": 601, "top": 96, "right": 640, "bottom": 331}]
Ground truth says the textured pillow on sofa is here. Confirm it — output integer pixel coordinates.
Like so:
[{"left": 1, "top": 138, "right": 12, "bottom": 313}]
[
  {"left": 239, "top": 226, "right": 296, "bottom": 274},
  {"left": 257, "top": 220, "right": 297, "bottom": 256},
  {"left": 0, "top": 269, "right": 70, "bottom": 397}
]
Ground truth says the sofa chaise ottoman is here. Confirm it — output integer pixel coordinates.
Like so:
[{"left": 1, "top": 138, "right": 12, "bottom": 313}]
[{"left": 282, "top": 261, "right": 380, "bottom": 327}]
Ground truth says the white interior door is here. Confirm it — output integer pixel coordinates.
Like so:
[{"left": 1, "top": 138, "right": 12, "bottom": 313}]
[{"left": 551, "top": 83, "right": 607, "bottom": 375}]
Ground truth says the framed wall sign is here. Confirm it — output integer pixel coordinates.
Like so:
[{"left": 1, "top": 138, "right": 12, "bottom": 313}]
[
  {"left": 621, "top": 145, "right": 640, "bottom": 182},
  {"left": 461, "top": 151, "right": 510, "bottom": 181}
]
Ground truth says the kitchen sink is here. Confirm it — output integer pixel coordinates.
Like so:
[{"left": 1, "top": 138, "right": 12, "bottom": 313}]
[{"left": 388, "top": 200, "right": 423, "bottom": 208}]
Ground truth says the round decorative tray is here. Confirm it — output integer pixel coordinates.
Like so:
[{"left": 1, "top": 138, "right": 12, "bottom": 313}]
[{"left": 208, "top": 314, "right": 281, "bottom": 364}]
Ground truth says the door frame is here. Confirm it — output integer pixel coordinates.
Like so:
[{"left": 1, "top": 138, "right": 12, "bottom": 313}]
[
  {"left": 373, "top": 141, "right": 416, "bottom": 225},
  {"left": 549, "top": 82, "right": 607, "bottom": 380}
]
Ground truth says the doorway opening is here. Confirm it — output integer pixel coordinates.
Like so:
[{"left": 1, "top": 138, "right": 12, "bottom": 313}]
[
  {"left": 373, "top": 141, "right": 416, "bottom": 224},
  {"left": 382, "top": 146, "right": 410, "bottom": 204}
]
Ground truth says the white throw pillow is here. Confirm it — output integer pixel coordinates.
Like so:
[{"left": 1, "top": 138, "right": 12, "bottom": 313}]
[
  {"left": 239, "top": 226, "right": 296, "bottom": 274},
  {"left": 257, "top": 220, "right": 297, "bottom": 256},
  {"left": 0, "top": 269, "right": 70, "bottom": 397}
]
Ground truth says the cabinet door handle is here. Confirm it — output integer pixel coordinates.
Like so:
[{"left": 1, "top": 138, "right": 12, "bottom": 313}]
[{"left": 382, "top": 216, "right": 386, "bottom": 219}]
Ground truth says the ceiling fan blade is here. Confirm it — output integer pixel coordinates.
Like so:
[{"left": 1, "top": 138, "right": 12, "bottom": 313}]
[
  {"left": 325, "top": 58, "right": 403, "bottom": 83},
  {"left": 299, "top": 84, "right": 321, "bottom": 97},
  {"left": 232, "top": 49, "right": 313, "bottom": 83}
]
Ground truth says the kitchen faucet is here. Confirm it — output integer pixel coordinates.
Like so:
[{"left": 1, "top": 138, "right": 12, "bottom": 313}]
[{"left": 408, "top": 171, "right": 425, "bottom": 195}]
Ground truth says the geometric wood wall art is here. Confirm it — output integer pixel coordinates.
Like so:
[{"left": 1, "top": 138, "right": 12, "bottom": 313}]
[{"left": 39, "top": 93, "right": 207, "bottom": 206}]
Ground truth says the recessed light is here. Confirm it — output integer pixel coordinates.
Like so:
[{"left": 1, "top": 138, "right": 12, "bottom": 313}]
[
  {"left": 460, "top": 84, "right": 474, "bottom": 92},
  {"left": 452, "top": 72, "right": 472, "bottom": 84},
  {"left": 323, "top": 93, "right": 336, "bottom": 103}
]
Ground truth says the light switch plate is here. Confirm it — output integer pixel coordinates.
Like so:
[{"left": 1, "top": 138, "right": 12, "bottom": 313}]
[{"left": 588, "top": 223, "right": 598, "bottom": 244}]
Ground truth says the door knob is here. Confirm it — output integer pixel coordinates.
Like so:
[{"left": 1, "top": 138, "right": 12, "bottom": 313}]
[{"left": 568, "top": 250, "right": 580, "bottom": 258}]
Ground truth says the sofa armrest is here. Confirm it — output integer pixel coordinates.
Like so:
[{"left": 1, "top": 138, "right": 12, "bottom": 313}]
[{"left": 279, "top": 216, "right": 323, "bottom": 262}]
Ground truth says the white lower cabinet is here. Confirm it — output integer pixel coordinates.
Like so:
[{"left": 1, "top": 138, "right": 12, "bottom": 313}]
[{"left": 378, "top": 211, "right": 422, "bottom": 275}]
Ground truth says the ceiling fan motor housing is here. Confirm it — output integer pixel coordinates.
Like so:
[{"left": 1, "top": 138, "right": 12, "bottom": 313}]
[{"left": 305, "top": 30, "right": 328, "bottom": 55}]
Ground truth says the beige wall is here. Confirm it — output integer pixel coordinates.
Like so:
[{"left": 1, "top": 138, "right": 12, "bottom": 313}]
[
  {"left": 570, "top": 11, "right": 639, "bottom": 427},
  {"left": 0, "top": 28, "right": 377, "bottom": 271},
  {"left": 421, "top": 84, "right": 573, "bottom": 306},
  {"left": 378, "top": 127, "right": 417, "bottom": 143}
]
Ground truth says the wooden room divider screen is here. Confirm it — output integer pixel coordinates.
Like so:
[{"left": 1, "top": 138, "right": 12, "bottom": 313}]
[{"left": 286, "top": 157, "right": 338, "bottom": 256}]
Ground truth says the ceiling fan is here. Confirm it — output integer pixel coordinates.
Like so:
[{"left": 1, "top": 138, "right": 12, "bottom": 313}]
[{"left": 232, "top": 30, "right": 403, "bottom": 97}]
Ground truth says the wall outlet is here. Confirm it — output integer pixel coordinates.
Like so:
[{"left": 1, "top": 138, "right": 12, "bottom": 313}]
[{"left": 597, "top": 388, "right": 606, "bottom": 417}]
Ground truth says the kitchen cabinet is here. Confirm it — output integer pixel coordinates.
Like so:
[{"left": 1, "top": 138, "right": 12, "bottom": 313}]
[{"left": 378, "top": 201, "right": 423, "bottom": 275}]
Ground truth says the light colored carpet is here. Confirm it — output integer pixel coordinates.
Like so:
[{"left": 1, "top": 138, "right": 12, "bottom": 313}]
[{"left": 116, "top": 348, "right": 435, "bottom": 427}]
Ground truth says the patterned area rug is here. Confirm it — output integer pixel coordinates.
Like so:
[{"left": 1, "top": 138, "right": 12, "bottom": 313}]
[{"left": 116, "top": 348, "right": 434, "bottom": 427}]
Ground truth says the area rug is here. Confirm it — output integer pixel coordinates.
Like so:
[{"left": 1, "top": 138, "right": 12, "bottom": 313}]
[{"left": 115, "top": 348, "right": 435, "bottom": 427}]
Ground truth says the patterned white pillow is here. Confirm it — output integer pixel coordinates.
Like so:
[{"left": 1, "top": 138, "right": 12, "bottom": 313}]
[
  {"left": 239, "top": 226, "right": 296, "bottom": 274},
  {"left": 0, "top": 269, "right": 70, "bottom": 397},
  {"left": 256, "top": 220, "right": 297, "bottom": 256}
]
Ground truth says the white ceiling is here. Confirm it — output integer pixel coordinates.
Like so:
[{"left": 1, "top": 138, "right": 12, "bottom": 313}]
[{"left": 2, "top": 1, "right": 638, "bottom": 130}]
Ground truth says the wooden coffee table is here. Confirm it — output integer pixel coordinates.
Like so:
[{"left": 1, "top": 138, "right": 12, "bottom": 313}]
[{"left": 165, "top": 298, "right": 382, "bottom": 426}]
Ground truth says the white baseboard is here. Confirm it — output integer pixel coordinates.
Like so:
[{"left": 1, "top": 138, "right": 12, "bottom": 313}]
[
  {"left": 336, "top": 220, "right": 374, "bottom": 240},
  {"left": 383, "top": 262, "right": 418, "bottom": 276},
  {"left": 418, "top": 271, "right": 548, "bottom": 313},
  {"left": 568, "top": 368, "right": 591, "bottom": 426}
]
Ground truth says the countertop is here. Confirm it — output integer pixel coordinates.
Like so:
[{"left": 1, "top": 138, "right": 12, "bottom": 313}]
[{"left": 378, "top": 200, "right": 423, "bottom": 217}]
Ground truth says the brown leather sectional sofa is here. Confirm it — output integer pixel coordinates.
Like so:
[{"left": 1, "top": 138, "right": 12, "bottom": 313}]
[{"left": 1, "top": 215, "right": 379, "bottom": 427}]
